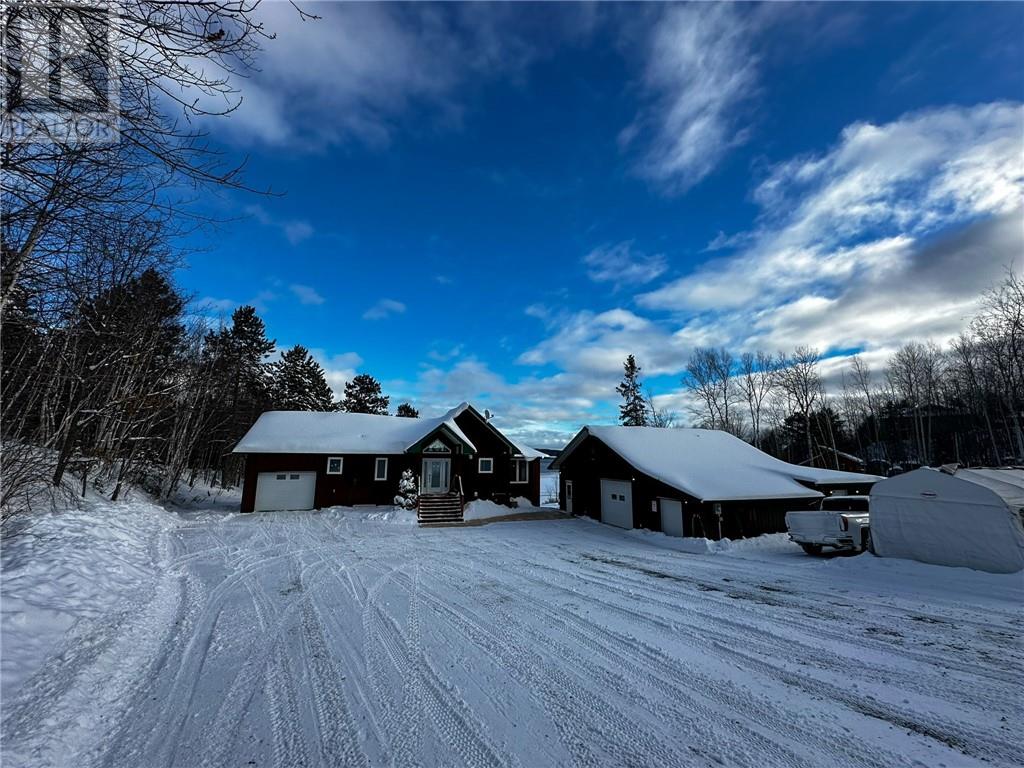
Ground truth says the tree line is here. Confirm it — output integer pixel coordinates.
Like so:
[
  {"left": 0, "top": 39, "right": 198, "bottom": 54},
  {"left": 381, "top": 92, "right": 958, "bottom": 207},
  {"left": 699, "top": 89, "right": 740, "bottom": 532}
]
[
  {"left": 615, "top": 273, "right": 1023, "bottom": 472},
  {"left": 2, "top": 280, "right": 417, "bottom": 520},
  {"left": 0, "top": 1, "right": 426, "bottom": 523}
]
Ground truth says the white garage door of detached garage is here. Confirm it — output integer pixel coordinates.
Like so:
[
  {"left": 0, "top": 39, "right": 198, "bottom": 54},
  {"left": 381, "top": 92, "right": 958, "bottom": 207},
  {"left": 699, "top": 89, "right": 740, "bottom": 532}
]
[
  {"left": 600, "top": 478, "right": 633, "bottom": 529},
  {"left": 254, "top": 471, "right": 316, "bottom": 512}
]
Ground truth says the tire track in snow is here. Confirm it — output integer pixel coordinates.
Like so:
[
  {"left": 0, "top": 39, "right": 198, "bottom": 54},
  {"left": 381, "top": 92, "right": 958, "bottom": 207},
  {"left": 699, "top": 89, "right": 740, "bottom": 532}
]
[
  {"left": 402, "top": 566, "right": 686, "bottom": 768},
  {"left": 538, "top": 555, "right": 1021, "bottom": 713},
  {"left": 421, "top": 560, "right": 819, "bottom": 768},
  {"left": 490, "top": 555, "right": 1017, "bottom": 767},
  {"left": 298, "top": 592, "right": 369, "bottom": 767}
]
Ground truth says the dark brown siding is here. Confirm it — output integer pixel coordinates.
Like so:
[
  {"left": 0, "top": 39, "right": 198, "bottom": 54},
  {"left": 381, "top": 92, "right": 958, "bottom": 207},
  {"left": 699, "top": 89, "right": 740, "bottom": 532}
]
[
  {"left": 555, "top": 434, "right": 860, "bottom": 539},
  {"left": 452, "top": 410, "right": 542, "bottom": 507},
  {"left": 238, "top": 409, "right": 543, "bottom": 512},
  {"left": 240, "top": 451, "right": 474, "bottom": 512}
]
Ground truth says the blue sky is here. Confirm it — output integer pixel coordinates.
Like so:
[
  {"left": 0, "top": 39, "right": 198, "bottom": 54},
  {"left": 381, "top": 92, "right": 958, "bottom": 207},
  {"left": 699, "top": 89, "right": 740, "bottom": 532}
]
[{"left": 180, "top": 2, "right": 1024, "bottom": 445}]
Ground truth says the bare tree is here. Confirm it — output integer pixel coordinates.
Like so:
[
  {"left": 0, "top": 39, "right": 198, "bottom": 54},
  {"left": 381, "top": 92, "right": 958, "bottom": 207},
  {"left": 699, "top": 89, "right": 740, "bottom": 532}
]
[
  {"left": 683, "top": 347, "right": 741, "bottom": 432},
  {"left": 776, "top": 347, "right": 822, "bottom": 466},
  {"left": 3, "top": 1, "right": 314, "bottom": 316},
  {"left": 738, "top": 351, "right": 776, "bottom": 448},
  {"left": 645, "top": 388, "right": 677, "bottom": 428}
]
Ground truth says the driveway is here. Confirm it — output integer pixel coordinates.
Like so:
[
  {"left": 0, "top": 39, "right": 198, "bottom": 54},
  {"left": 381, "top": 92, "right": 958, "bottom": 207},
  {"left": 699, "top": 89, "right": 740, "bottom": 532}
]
[{"left": 3, "top": 509, "right": 1021, "bottom": 768}]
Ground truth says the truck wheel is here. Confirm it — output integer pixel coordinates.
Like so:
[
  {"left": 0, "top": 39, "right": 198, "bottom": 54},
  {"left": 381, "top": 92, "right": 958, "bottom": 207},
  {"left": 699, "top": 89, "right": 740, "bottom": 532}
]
[{"left": 800, "top": 543, "right": 823, "bottom": 556}]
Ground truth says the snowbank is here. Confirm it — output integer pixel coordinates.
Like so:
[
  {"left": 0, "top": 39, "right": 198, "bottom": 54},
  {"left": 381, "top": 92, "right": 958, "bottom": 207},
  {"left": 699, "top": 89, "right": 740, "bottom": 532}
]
[
  {"left": 319, "top": 505, "right": 418, "bottom": 525},
  {"left": 1, "top": 494, "right": 180, "bottom": 698},
  {"left": 164, "top": 476, "right": 243, "bottom": 515},
  {"left": 464, "top": 499, "right": 549, "bottom": 521},
  {"left": 624, "top": 528, "right": 800, "bottom": 557}
]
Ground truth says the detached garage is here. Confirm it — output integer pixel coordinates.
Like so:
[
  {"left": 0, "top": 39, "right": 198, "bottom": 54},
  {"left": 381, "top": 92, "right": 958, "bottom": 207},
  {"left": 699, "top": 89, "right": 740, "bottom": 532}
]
[{"left": 551, "top": 426, "right": 881, "bottom": 540}]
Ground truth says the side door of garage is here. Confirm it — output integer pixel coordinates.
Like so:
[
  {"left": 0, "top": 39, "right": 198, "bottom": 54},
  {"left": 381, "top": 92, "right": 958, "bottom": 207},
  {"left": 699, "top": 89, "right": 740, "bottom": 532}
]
[
  {"left": 254, "top": 471, "right": 317, "bottom": 512},
  {"left": 600, "top": 478, "right": 633, "bottom": 529},
  {"left": 659, "top": 497, "right": 684, "bottom": 537}
]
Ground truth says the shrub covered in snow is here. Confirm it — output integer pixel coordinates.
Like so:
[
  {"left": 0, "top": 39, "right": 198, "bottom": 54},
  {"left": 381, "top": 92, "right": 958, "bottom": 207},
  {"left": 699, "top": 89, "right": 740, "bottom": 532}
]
[{"left": 393, "top": 469, "right": 419, "bottom": 509}]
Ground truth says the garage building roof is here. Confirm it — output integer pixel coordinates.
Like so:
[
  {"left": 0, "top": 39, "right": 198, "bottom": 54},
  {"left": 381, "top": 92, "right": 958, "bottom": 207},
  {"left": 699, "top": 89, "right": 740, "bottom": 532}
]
[{"left": 552, "top": 426, "right": 881, "bottom": 502}]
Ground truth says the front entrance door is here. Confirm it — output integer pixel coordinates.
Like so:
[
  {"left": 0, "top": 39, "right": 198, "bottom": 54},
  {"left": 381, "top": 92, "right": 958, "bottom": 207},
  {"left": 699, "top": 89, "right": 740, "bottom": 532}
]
[{"left": 421, "top": 458, "right": 451, "bottom": 494}]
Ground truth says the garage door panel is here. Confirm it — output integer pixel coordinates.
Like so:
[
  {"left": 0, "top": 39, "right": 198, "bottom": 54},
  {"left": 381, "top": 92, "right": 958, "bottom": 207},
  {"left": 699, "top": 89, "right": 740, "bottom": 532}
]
[
  {"left": 255, "top": 471, "right": 316, "bottom": 512},
  {"left": 600, "top": 478, "right": 633, "bottom": 529},
  {"left": 660, "top": 498, "right": 684, "bottom": 537}
]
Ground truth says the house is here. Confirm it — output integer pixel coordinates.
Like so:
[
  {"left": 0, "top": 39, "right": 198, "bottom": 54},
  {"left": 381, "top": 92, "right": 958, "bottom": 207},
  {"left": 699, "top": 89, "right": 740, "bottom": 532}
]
[
  {"left": 550, "top": 426, "right": 882, "bottom": 539},
  {"left": 233, "top": 403, "right": 541, "bottom": 521},
  {"left": 800, "top": 444, "right": 867, "bottom": 473},
  {"left": 869, "top": 466, "right": 1024, "bottom": 573}
]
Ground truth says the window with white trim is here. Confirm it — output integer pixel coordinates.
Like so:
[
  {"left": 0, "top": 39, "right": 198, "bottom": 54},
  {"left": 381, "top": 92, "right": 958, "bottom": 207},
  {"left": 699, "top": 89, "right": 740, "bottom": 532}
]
[
  {"left": 374, "top": 457, "right": 388, "bottom": 481},
  {"left": 326, "top": 457, "right": 343, "bottom": 475},
  {"left": 511, "top": 458, "right": 529, "bottom": 483},
  {"left": 478, "top": 457, "right": 494, "bottom": 474}
]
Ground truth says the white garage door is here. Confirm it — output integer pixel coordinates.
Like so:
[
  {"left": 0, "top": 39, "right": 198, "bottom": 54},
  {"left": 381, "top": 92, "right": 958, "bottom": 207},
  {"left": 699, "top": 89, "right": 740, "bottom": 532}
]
[
  {"left": 254, "top": 471, "right": 316, "bottom": 512},
  {"left": 659, "top": 498, "right": 684, "bottom": 537},
  {"left": 600, "top": 478, "right": 633, "bottom": 529}
]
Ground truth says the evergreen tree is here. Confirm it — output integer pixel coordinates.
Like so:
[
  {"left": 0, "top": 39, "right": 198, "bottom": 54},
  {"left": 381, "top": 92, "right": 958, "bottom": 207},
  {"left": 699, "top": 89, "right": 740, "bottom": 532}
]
[
  {"left": 616, "top": 354, "right": 649, "bottom": 426},
  {"left": 272, "top": 345, "right": 335, "bottom": 411},
  {"left": 201, "top": 305, "right": 275, "bottom": 482},
  {"left": 394, "top": 468, "right": 419, "bottom": 509},
  {"left": 396, "top": 402, "right": 419, "bottom": 418},
  {"left": 340, "top": 374, "right": 390, "bottom": 414}
]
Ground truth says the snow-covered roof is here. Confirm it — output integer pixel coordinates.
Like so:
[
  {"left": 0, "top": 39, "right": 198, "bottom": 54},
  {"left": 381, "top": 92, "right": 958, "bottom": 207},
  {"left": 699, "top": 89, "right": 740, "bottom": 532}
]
[
  {"left": 947, "top": 468, "right": 1024, "bottom": 508},
  {"left": 553, "top": 426, "right": 881, "bottom": 502},
  {"left": 233, "top": 409, "right": 477, "bottom": 455},
  {"left": 511, "top": 439, "right": 545, "bottom": 460}
]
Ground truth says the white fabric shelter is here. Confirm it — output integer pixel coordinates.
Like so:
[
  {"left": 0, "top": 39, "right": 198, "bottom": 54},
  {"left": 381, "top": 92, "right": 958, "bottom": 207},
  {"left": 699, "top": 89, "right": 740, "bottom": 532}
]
[{"left": 870, "top": 467, "right": 1024, "bottom": 573}]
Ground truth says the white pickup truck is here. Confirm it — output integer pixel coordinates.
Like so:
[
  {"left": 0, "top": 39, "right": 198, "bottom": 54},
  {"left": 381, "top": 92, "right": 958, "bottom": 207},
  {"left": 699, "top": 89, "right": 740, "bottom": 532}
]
[{"left": 786, "top": 495, "right": 871, "bottom": 555}]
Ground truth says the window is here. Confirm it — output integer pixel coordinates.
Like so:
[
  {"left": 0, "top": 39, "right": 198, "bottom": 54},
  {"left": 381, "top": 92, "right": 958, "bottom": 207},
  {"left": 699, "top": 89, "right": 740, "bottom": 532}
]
[
  {"left": 289, "top": 474, "right": 300, "bottom": 480},
  {"left": 326, "top": 457, "right": 343, "bottom": 475},
  {"left": 511, "top": 458, "right": 529, "bottom": 484},
  {"left": 276, "top": 474, "right": 286, "bottom": 480},
  {"left": 478, "top": 457, "right": 494, "bottom": 474},
  {"left": 374, "top": 457, "right": 388, "bottom": 481},
  {"left": 424, "top": 438, "right": 451, "bottom": 454}
]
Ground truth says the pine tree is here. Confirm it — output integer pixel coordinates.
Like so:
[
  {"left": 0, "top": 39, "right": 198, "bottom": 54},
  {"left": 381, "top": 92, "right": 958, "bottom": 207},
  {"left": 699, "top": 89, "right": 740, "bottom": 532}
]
[
  {"left": 272, "top": 345, "right": 335, "bottom": 411},
  {"left": 339, "top": 373, "right": 390, "bottom": 414},
  {"left": 201, "top": 305, "right": 275, "bottom": 483},
  {"left": 616, "top": 354, "right": 649, "bottom": 426},
  {"left": 396, "top": 402, "right": 419, "bottom": 418}
]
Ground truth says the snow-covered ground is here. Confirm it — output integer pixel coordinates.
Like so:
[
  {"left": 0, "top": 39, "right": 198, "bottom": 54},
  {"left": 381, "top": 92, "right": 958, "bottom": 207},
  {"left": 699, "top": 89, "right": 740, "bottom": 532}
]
[{"left": 2, "top": 499, "right": 1022, "bottom": 768}]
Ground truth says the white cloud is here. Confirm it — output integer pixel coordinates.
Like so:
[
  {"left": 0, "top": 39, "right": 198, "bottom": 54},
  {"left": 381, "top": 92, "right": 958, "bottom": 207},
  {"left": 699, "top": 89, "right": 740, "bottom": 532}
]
[
  {"left": 363, "top": 298, "right": 407, "bottom": 320},
  {"left": 289, "top": 283, "right": 325, "bottom": 305},
  {"left": 307, "top": 350, "right": 364, "bottom": 400},
  {"left": 211, "top": 4, "right": 553, "bottom": 150},
  {"left": 195, "top": 296, "right": 236, "bottom": 314},
  {"left": 245, "top": 204, "right": 314, "bottom": 245},
  {"left": 640, "top": 102, "right": 1024, "bottom": 315},
  {"left": 507, "top": 102, "right": 1023, "bottom": 441},
  {"left": 624, "top": 4, "right": 757, "bottom": 193},
  {"left": 582, "top": 242, "right": 667, "bottom": 287}
]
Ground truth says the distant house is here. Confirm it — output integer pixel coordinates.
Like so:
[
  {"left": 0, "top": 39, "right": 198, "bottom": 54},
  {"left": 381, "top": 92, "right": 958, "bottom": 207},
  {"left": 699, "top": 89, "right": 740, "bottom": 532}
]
[
  {"left": 233, "top": 403, "right": 541, "bottom": 521},
  {"left": 800, "top": 444, "right": 867, "bottom": 473},
  {"left": 550, "top": 426, "right": 881, "bottom": 539}
]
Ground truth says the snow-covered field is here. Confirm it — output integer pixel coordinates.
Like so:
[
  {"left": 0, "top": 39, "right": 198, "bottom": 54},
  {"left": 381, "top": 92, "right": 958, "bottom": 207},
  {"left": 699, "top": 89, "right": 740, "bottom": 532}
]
[{"left": 2, "top": 498, "right": 1022, "bottom": 768}]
